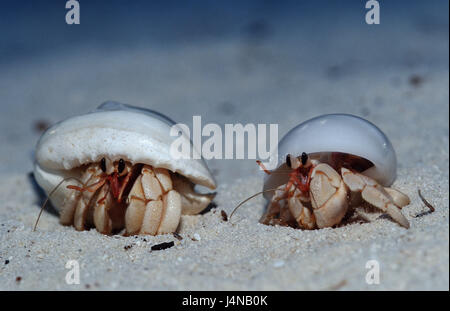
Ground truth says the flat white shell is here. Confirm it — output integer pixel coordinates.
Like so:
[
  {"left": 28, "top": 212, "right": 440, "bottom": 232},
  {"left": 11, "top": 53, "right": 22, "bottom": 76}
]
[
  {"left": 263, "top": 114, "right": 397, "bottom": 199},
  {"left": 34, "top": 102, "right": 216, "bottom": 200}
]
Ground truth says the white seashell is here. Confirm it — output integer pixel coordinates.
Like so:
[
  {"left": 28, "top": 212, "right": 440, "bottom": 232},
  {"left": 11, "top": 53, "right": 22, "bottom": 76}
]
[
  {"left": 34, "top": 101, "right": 216, "bottom": 212},
  {"left": 263, "top": 114, "right": 397, "bottom": 199}
]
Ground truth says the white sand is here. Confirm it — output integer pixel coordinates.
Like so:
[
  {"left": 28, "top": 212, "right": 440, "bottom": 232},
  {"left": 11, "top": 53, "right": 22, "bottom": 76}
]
[
  {"left": 0, "top": 167, "right": 448, "bottom": 290},
  {"left": 0, "top": 2, "right": 448, "bottom": 290}
]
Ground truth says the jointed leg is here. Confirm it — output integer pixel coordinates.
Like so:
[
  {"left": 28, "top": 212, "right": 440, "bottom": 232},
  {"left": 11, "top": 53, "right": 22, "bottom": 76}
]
[
  {"left": 172, "top": 174, "right": 216, "bottom": 215},
  {"left": 72, "top": 165, "right": 104, "bottom": 230},
  {"left": 93, "top": 184, "right": 114, "bottom": 234},
  {"left": 384, "top": 187, "right": 410, "bottom": 208},
  {"left": 341, "top": 167, "right": 410, "bottom": 228},
  {"left": 288, "top": 188, "right": 316, "bottom": 229},
  {"left": 309, "top": 163, "right": 348, "bottom": 228},
  {"left": 260, "top": 184, "right": 288, "bottom": 225},
  {"left": 125, "top": 165, "right": 181, "bottom": 235}
]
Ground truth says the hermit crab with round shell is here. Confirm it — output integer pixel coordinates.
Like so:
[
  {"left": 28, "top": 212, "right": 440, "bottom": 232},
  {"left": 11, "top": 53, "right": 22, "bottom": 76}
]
[
  {"left": 33, "top": 102, "right": 216, "bottom": 236},
  {"left": 252, "top": 114, "right": 411, "bottom": 229}
]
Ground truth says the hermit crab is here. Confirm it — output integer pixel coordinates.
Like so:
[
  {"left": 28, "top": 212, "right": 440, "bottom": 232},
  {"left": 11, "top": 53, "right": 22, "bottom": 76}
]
[
  {"left": 33, "top": 102, "right": 216, "bottom": 235},
  {"left": 235, "top": 114, "right": 410, "bottom": 229}
]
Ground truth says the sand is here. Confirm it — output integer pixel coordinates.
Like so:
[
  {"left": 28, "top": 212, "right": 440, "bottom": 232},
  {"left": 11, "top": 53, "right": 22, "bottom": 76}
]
[{"left": 0, "top": 1, "right": 448, "bottom": 290}]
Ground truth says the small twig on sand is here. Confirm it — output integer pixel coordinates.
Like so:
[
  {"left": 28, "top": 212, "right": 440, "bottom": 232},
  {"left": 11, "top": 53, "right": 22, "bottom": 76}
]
[
  {"left": 150, "top": 241, "right": 175, "bottom": 251},
  {"left": 220, "top": 210, "right": 228, "bottom": 222},
  {"left": 173, "top": 232, "right": 183, "bottom": 240},
  {"left": 324, "top": 279, "right": 347, "bottom": 291},
  {"left": 415, "top": 189, "right": 435, "bottom": 218}
]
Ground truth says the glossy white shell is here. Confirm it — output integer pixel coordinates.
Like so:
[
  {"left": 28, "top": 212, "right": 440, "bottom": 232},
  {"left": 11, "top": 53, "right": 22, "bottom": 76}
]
[
  {"left": 34, "top": 102, "right": 216, "bottom": 208},
  {"left": 263, "top": 114, "right": 397, "bottom": 199}
]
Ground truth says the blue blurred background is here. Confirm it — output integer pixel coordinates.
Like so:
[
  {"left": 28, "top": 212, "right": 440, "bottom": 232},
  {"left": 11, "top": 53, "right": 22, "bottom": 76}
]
[
  {"left": 1, "top": 1, "right": 448, "bottom": 66},
  {"left": 0, "top": 0, "right": 448, "bottom": 182}
]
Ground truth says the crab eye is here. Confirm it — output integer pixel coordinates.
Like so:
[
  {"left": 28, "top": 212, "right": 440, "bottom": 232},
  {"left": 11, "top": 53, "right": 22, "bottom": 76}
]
[
  {"left": 286, "top": 154, "right": 292, "bottom": 168},
  {"left": 301, "top": 152, "right": 308, "bottom": 165},
  {"left": 118, "top": 159, "right": 125, "bottom": 174},
  {"left": 100, "top": 158, "right": 107, "bottom": 173}
]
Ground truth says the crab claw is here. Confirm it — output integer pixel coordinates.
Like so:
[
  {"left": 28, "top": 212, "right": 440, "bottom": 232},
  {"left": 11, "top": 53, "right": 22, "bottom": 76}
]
[
  {"left": 309, "top": 163, "right": 349, "bottom": 228},
  {"left": 172, "top": 174, "right": 216, "bottom": 215}
]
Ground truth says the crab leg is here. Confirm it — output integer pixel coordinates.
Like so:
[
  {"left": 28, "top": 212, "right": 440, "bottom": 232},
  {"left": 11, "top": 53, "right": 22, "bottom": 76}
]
[
  {"left": 59, "top": 166, "right": 97, "bottom": 225},
  {"left": 72, "top": 166, "right": 104, "bottom": 230},
  {"left": 124, "top": 175, "right": 146, "bottom": 235},
  {"left": 260, "top": 184, "right": 287, "bottom": 225},
  {"left": 93, "top": 184, "right": 114, "bottom": 234},
  {"left": 341, "top": 167, "right": 410, "bottom": 228},
  {"left": 288, "top": 188, "right": 316, "bottom": 229},
  {"left": 125, "top": 165, "right": 181, "bottom": 235},
  {"left": 384, "top": 187, "right": 410, "bottom": 208},
  {"left": 172, "top": 174, "right": 216, "bottom": 215},
  {"left": 309, "top": 163, "right": 349, "bottom": 228}
]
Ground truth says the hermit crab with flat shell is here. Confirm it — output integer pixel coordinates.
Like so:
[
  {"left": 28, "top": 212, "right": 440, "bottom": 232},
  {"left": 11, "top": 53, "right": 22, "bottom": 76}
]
[
  {"left": 33, "top": 102, "right": 216, "bottom": 235},
  {"left": 233, "top": 114, "right": 411, "bottom": 229}
]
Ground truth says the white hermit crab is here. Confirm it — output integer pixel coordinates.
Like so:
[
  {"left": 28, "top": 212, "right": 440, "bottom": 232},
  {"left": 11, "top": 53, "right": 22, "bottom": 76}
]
[
  {"left": 257, "top": 114, "right": 410, "bottom": 229},
  {"left": 33, "top": 102, "right": 216, "bottom": 235}
]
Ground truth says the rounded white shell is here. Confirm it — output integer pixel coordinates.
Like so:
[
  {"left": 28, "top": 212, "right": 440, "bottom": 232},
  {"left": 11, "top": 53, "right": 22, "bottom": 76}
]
[
  {"left": 263, "top": 114, "right": 397, "bottom": 199},
  {"left": 34, "top": 102, "right": 216, "bottom": 204}
]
